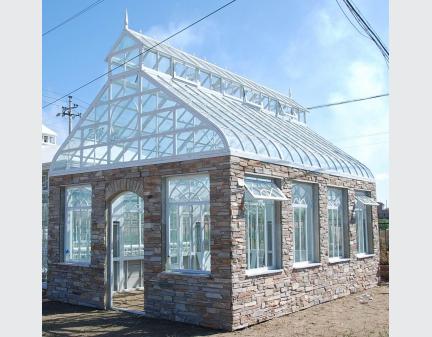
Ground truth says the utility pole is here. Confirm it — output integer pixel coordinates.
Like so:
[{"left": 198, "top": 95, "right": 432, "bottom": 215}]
[{"left": 56, "top": 96, "right": 81, "bottom": 135}]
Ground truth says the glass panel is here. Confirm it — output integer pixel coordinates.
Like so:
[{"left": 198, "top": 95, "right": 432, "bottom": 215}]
[
  {"left": 111, "top": 98, "right": 139, "bottom": 141},
  {"left": 174, "top": 61, "right": 196, "bottom": 82},
  {"left": 157, "top": 111, "right": 174, "bottom": 132},
  {"left": 114, "top": 35, "right": 138, "bottom": 52},
  {"left": 158, "top": 92, "right": 177, "bottom": 109},
  {"left": 158, "top": 54, "right": 171, "bottom": 74},
  {"left": 211, "top": 75, "right": 221, "bottom": 92},
  {"left": 143, "top": 51, "right": 157, "bottom": 70},
  {"left": 111, "top": 74, "right": 140, "bottom": 99},
  {"left": 176, "top": 108, "right": 197, "bottom": 129},
  {"left": 292, "top": 183, "right": 315, "bottom": 263},
  {"left": 199, "top": 71, "right": 211, "bottom": 89},
  {"left": 328, "top": 188, "right": 344, "bottom": 258},
  {"left": 244, "top": 87, "right": 261, "bottom": 105},
  {"left": 245, "top": 199, "right": 276, "bottom": 270},
  {"left": 110, "top": 140, "right": 139, "bottom": 163},
  {"left": 141, "top": 137, "right": 157, "bottom": 159},
  {"left": 223, "top": 79, "right": 242, "bottom": 98},
  {"left": 158, "top": 135, "right": 174, "bottom": 157},
  {"left": 64, "top": 185, "right": 92, "bottom": 263},
  {"left": 245, "top": 176, "right": 286, "bottom": 200},
  {"left": 141, "top": 93, "right": 157, "bottom": 113},
  {"left": 166, "top": 175, "right": 211, "bottom": 272},
  {"left": 177, "top": 131, "right": 194, "bottom": 154}
]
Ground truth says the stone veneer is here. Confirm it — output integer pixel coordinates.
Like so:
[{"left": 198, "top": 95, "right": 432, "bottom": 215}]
[
  {"left": 47, "top": 155, "right": 379, "bottom": 331},
  {"left": 229, "top": 156, "right": 379, "bottom": 329}
]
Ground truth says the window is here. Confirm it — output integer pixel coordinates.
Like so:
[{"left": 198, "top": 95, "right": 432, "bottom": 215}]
[
  {"left": 42, "top": 172, "right": 48, "bottom": 191},
  {"left": 166, "top": 175, "right": 210, "bottom": 272},
  {"left": 292, "top": 182, "right": 318, "bottom": 264},
  {"left": 49, "top": 136, "right": 55, "bottom": 144},
  {"left": 43, "top": 135, "right": 48, "bottom": 143},
  {"left": 244, "top": 177, "right": 285, "bottom": 271},
  {"left": 64, "top": 185, "right": 92, "bottom": 263},
  {"left": 355, "top": 191, "right": 376, "bottom": 255},
  {"left": 328, "top": 187, "right": 348, "bottom": 259}
]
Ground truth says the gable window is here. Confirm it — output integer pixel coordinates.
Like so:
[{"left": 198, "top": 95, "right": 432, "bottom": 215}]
[
  {"left": 292, "top": 182, "right": 318, "bottom": 265},
  {"left": 166, "top": 174, "right": 210, "bottom": 273},
  {"left": 355, "top": 191, "right": 377, "bottom": 256},
  {"left": 244, "top": 176, "right": 285, "bottom": 272},
  {"left": 64, "top": 185, "right": 92, "bottom": 264},
  {"left": 328, "top": 187, "right": 348, "bottom": 260}
]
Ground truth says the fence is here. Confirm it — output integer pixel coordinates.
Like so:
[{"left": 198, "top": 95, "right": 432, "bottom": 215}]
[{"left": 379, "top": 228, "right": 389, "bottom": 282}]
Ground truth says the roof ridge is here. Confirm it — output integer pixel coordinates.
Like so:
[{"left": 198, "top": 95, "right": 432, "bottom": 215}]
[{"left": 127, "top": 28, "right": 307, "bottom": 110}]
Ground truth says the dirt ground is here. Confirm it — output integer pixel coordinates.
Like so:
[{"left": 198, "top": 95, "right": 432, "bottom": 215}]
[{"left": 42, "top": 285, "right": 388, "bottom": 337}]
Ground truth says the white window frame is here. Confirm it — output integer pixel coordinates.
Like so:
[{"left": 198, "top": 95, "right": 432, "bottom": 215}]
[
  {"left": 244, "top": 176, "right": 282, "bottom": 274},
  {"left": 355, "top": 191, "right": 374, "bottom": 256},
  {"left": 64, "top": 185, "right": 92, "bottom": 265},
  {"left": 292, "top": 182, "right": 319, "bottom": 267},
  {"left": 327, "top": 187, "right": 349, "bottom": 261},
  {"left": 165, "top": 174, "right": 211, "bottom": 274}
]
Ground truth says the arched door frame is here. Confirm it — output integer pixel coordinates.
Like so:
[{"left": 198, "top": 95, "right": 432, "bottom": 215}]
[{"left": 105, "top": 178, "right": 146, "bottom": 310}]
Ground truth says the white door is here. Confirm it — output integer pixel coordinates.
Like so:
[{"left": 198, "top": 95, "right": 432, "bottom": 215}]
[{"left": 111, "top": 192, "right": 144, "bottom": 293}]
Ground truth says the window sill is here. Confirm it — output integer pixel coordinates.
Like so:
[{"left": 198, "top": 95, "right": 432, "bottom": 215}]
[
  {"left": 245, "top": 268, "right": 283, "bottom": 277},
  {"left": 328, "top": 257, "right": 351, "bottom": 264},
  {"left": 55, "top": 261, "right": 91, "bottom": 267},
  {"left": 356, "top": 253, "right": 375, "bottom": 260},
  {"left": 160, "top": 270, "right": 211, "bottom": 278},
  {"left": 293, "top": 262, "right": 322, "bottom": 270}
]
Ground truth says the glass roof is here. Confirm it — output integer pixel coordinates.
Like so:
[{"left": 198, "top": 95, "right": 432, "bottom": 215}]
[{"left": 49, "top": 29, "right": 374, "bottom": 181}]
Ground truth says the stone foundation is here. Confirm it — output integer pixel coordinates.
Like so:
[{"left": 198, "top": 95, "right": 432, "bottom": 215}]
[{"left": 47, "top": 155, "right": 379, "bottom": 331}]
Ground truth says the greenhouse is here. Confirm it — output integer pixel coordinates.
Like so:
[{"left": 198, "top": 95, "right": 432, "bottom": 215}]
[{"left": 46, "top": 17, "right": 380, "bottom": 331}]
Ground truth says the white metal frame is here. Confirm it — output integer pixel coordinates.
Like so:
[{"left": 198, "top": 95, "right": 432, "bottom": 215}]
[
  {"left": 64, "top": 185, "right": 92, "bottom": 264},
  {"left": 165, "top": 174, "right": 211, "bottom": 274},
  {"left": 292, "top": 182, "right": 317, "bottom": 264},
  {"left": 110, "top": 192, "right": 145, "bottom": 294},
  {"left": 355, "top": 191, "right": 374, "bottom": 254},
  {"left": 327, "top": 187, "right": 347, "bottom": 259},
  {"left": 49, "top": 27, "right": 374, "bottom": 183}
]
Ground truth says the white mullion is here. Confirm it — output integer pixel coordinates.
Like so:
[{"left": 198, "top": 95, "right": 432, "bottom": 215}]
[
  {"left": 255, "top": 204, "right": 259, "bottom": 268},
  {"left": 271, "top": 203, "right": 275, "bottom": 268},
  {"left": 247, "top": 205, "right": 250, "bottom": 269},
  {"left": 305, "top": 205, "right": 309, "bottom": 262},
  {"left": 263, "top": 204, "right": 268, "bottom": 267}
]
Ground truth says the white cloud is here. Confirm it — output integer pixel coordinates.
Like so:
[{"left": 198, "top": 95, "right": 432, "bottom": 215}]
[{"left": 145, "top": 20, "right": 212, "bottom": 51}]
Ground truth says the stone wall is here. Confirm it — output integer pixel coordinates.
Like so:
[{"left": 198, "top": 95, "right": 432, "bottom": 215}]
[
  {"left": 229, "top": 156, "right": 379, "bottom": 329},
  {"left": 46, "top": 157, "right": 233, "bottom": 329},
  {"left": 47, "top": 155, "right": 379, "bottom": 331}
]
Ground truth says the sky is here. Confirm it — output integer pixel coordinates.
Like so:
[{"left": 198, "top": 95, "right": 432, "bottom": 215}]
[{"left": 42, "top": 0, "right": 389, "bottom": 205}]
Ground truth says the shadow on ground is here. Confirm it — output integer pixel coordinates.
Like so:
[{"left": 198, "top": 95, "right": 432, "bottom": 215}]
[{"left": 43, "top": 299, "right": 221, "bottom": 337}]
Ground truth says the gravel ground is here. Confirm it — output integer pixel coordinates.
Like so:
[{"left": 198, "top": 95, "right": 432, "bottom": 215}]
[{"left": 43, "top": 285, "right": 388, "bottom": 337}]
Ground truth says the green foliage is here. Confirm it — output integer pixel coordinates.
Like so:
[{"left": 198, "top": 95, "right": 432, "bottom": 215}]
[{"left": 378, "top": 218, "right": 389, "bottom": 230}]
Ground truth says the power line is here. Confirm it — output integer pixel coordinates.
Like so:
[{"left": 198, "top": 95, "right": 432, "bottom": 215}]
[
  {"left": 340, "top": 0, "right": 389, "bottom": 65},
  {"left": 306, "top": 93, "right": 388, "bottom": 110},
  {"left": 43, "top": 0, "right": 107, "bottom": 36},
  {"left": 335, "top": 0, "right": 369, "bottom": 39},
  {"left": 43, "top": 0, "right": 238, "bottom": 109},
  {"left": 43, "top": 89, "right": 90, "bottom": 107}
]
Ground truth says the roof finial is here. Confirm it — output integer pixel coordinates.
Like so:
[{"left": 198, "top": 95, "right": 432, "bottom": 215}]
[
  {"left": 288, "top": 88, "right": 292, "bottom": 98},
  {"left": 124, "top": 9, "right": 129, "bottom": 29}
]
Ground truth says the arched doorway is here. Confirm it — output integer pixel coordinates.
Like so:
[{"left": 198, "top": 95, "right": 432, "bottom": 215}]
[{"left": 109, "top": 191, "right": 145, "bottom": 313}]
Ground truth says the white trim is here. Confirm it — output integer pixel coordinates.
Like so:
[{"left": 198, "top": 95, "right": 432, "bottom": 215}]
[
  {"left": 356, "top": 253, "right": 375, "bottom": 259},
  {"left": 245, "top": 268, "right": 283, "bottom": 277},
  {"left": 292, "top": 262, "right": 322, "bottom": 269},
  {"left": 49, "top": 149, "right": 230, "bottom": 176},
  {"left": 328, "top": 257, "right": 351, "bottom": 264},
  {"left": 160, "top": 270, "right": 211, "bottom": 277}
]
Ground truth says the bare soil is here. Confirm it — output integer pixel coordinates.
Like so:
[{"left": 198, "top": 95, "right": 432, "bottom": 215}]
[{"left": 42, "top": 285, "right": 388, "bottom": 337}]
